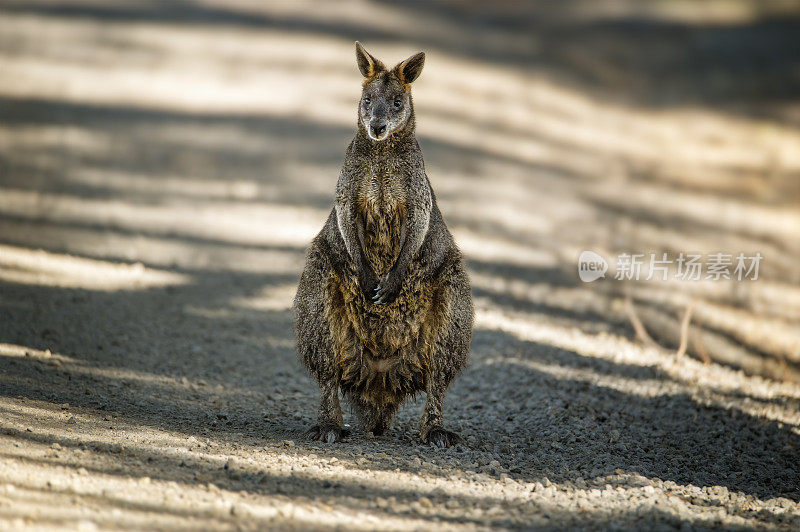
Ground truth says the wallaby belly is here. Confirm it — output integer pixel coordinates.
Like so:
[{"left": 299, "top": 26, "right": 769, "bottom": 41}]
[{"left": 324, "top": 258, "right": 451, "bottom": 409}]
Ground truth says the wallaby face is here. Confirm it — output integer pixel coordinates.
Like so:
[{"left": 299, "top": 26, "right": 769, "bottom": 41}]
[{"left": 356, "top": 41, "right": 425, "bottom": 141}]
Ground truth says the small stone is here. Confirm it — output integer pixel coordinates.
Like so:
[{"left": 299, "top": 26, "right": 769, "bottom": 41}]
[
  {"left": 76, "top": 521, "right": 97, "bottom": 532},
  {"left": 231, "top": 503, "right": 254, "bottom": 517}
]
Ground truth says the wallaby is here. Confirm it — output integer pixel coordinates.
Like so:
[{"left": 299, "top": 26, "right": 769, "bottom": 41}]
[{"left": 293, "top": 42, "right": 473, "bottom": 447}]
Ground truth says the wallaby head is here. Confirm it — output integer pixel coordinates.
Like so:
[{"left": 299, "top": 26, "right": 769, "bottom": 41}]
[{"left": 355, "top": 41, "right": 425, "bottom": 142}]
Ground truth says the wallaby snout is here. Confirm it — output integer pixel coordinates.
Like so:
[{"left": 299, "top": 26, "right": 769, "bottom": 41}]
[{"left": 370, "top": 120, "right": 387, "bottom": 138}]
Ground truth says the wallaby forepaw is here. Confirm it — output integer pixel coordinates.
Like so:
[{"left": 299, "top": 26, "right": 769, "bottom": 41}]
[
  {"left": 373, "top": 271, "right": 401, "bottom": 305},
  {"left": 423, "top": 428, "right": 461, "bottom": 449},
  {"left": 305, "top": 424, "right": 350, "bottom": 443},
  {"left": 358, "top": 269, "right": 379, "bottom": 300}
]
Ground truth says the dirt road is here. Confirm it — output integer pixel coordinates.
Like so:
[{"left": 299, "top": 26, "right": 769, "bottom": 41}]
[{"left": 1, "top": 1, "right": 799, "bottom": 529}]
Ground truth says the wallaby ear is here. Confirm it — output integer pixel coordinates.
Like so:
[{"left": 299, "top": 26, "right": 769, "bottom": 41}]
[
  {"left": 394, "top": 51, "right": 425, "bottom": 85},
  {"left": 355, "top": 41, "right": 385, "bottom": 79}
]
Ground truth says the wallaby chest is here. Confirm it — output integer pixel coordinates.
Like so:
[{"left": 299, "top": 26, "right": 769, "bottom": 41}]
[{"left": 357, "top": 161, "right": 406, "bottom": 276}]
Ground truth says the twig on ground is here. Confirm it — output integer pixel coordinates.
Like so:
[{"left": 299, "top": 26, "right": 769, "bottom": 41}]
[
  {"left": 675, "top": 301, "right": 695, "bottom": 360},
  {"left": 624, "top": 297, "right": 658, "bottom": 348}
]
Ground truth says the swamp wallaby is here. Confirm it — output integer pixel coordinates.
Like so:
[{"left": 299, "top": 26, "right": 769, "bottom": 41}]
[{"left": 293, "top": 42, "right": 473, "bottom": 447}]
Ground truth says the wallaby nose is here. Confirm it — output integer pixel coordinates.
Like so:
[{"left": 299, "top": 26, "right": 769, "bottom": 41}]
[{"left": 370, "top": 123, "right": 387, "bottom": 138}]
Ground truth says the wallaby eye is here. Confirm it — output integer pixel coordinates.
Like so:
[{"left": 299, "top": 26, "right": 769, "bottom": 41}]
[
  {"left": 363, "top": 96, "right": 371, "bottom": 106},
  {"left": 393, "top": 98, "right": 403, "bottom": 110}
]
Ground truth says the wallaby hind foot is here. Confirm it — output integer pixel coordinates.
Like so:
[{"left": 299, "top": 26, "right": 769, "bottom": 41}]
[
  {"left": 423, "top": 428, "right": 461, "bottom": 448},
  {"left": 305, "top": 424, "right": 351, "bottom": 444}
]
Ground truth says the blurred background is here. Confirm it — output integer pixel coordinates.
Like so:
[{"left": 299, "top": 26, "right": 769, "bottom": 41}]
[{"left": 1, "top": 0, "right": 800, "bottom": 528}]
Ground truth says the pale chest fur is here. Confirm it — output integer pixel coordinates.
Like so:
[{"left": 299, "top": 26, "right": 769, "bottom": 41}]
[{"left": 358, "top": 164, "right": 406, "bottom": 277}]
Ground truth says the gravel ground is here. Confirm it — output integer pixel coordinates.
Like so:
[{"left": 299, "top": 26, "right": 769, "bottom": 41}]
[{"left": 1, "top": 1, "right": 799, "bottom": 530}]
